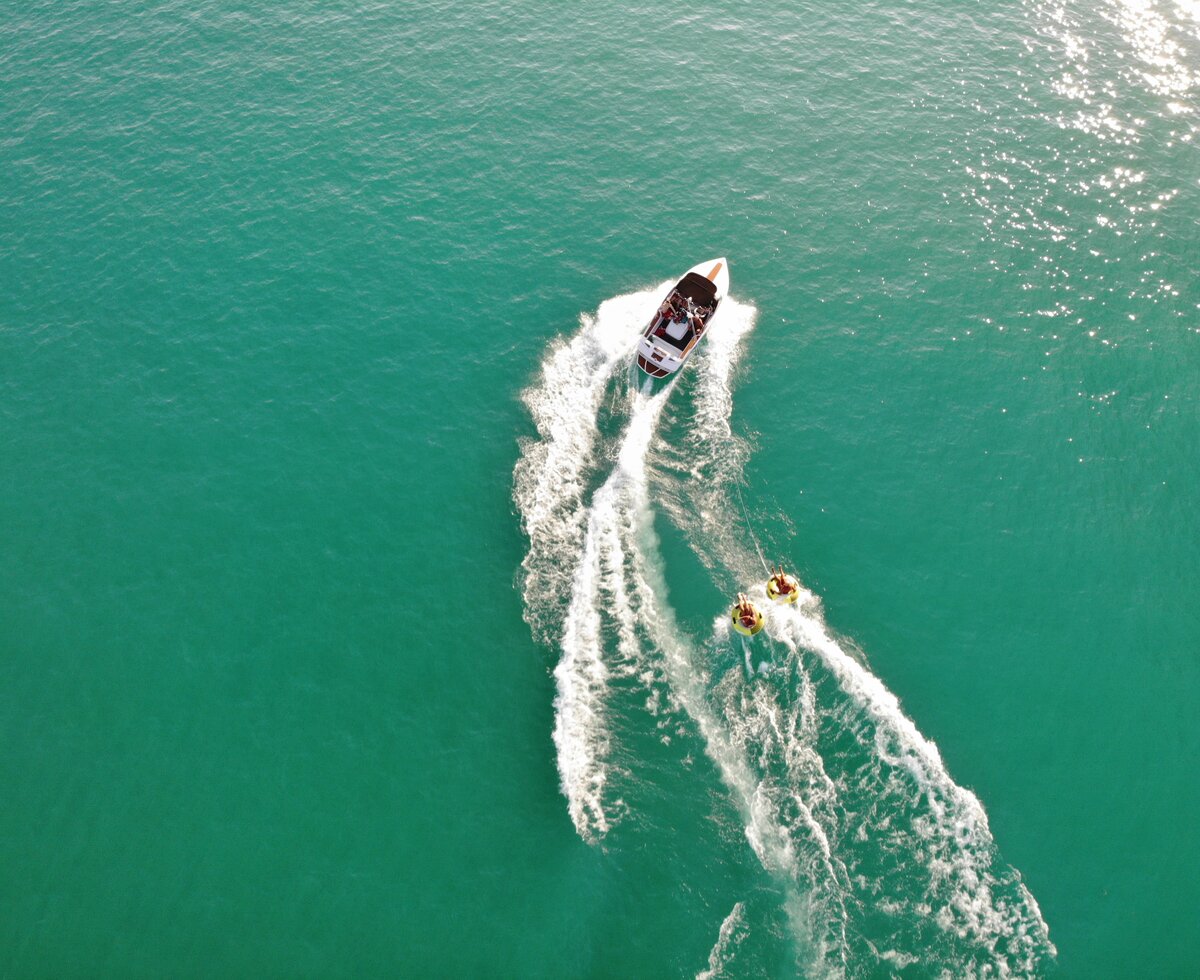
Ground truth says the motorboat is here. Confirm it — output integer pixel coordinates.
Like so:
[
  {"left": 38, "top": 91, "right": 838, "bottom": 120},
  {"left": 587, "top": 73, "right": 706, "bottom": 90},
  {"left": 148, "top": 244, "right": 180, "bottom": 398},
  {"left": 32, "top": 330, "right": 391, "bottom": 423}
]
[{"left": 636, "top": 258, "right": 729, "bottom": 378}]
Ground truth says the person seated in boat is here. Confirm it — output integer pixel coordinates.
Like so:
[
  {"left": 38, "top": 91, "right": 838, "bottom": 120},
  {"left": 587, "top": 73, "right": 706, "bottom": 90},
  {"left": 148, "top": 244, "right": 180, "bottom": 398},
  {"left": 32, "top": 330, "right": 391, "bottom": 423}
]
[
  {"left": 659, "top": 298, "right": 676, "bottom": 319},
  {"left": 735, "top": 593, "right": 757, "bottom": 629}
]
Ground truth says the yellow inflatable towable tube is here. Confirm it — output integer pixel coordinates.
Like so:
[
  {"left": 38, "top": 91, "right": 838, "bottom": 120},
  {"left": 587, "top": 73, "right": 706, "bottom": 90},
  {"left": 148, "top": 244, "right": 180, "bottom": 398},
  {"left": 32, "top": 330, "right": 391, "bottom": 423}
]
[
  {"left": 731, "top": 594, "right": 764, "bottom": 636},
  {"left": 766, "top": 568, "right": 800, "bottom": 605}
]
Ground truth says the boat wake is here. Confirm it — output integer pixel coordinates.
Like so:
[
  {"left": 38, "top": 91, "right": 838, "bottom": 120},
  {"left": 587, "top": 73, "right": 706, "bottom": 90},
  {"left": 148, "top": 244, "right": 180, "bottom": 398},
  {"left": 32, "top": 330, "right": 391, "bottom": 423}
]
[
  {"left": 697, "top": 902, "right": 748, "bottom": 980},
  {"left": 514, "top": 287, "right": 1055, "bottom": 976}
]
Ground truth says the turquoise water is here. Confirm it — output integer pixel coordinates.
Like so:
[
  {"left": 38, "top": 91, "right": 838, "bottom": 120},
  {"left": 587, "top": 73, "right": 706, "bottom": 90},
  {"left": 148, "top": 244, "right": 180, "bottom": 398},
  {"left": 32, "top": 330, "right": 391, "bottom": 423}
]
[{"left": 2, "top": 0, "right": 1198, "bottom": 976}]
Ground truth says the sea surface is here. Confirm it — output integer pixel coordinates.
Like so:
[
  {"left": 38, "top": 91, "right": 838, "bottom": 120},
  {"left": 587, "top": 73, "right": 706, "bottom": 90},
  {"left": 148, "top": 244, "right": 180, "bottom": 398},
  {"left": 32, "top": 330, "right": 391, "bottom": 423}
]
[{"left": 2, "top": 0, "right": 1198, "bottom": 977}]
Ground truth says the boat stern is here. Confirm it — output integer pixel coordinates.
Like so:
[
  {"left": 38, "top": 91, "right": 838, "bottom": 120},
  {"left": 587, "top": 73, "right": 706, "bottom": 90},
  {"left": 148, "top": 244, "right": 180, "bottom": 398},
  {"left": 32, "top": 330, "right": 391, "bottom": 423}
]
[{"left": 636, "top": 340, "right": 679, "bottom": 377}]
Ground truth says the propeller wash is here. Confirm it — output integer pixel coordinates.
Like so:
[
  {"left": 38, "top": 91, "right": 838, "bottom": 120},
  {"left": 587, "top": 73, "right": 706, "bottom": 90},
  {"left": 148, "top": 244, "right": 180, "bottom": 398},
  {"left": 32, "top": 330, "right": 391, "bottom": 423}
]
[{"left": 514, "top": 285, "right": 1055, "bottom": 977}]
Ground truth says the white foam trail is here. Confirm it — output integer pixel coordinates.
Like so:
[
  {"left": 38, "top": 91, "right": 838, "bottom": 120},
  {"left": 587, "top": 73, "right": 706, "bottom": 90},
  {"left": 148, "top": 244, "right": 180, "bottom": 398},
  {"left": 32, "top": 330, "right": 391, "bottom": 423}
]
[
  {"left": 553, "top": 493, "right": 610, "bottom": 838},
  {"left": 614, "top": 304, "right": 851, "bottom": 975},
  {"left": 551, "top": 388, "right": 672, "bottom": 839},
  {"left": 696, "top": 901, "right": 747, "bottom": 980},
  {"left": 516, "top": 286, "right": 668, "bottom": 838},
  {"left": 516, "top": 287, "right": 746, "bottom": 841},
  {"left": 627, "top": 442, "right": 848, "bottom": 979},
  {"left": 627, "top": 449, "right": 792, "bottom": 875},
  {"left": 765, "top": 597, "right": 1057, "bottom": 973},
  {"left": 656, "top": 302, "right": 1054, "bottom": 974},
  {"left": 514, "top": 286, "right": 665, "bottom": 643},
  {"left": 614, "top": 303, "right": 796, "bottom": 883}
]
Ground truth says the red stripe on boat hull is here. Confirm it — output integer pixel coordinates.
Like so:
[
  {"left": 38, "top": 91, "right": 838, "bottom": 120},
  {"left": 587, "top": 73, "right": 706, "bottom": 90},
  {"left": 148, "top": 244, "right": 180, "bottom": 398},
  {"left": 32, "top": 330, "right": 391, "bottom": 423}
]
[{"left": 636, "top": 354, "right": 670, "bottom": 378}]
